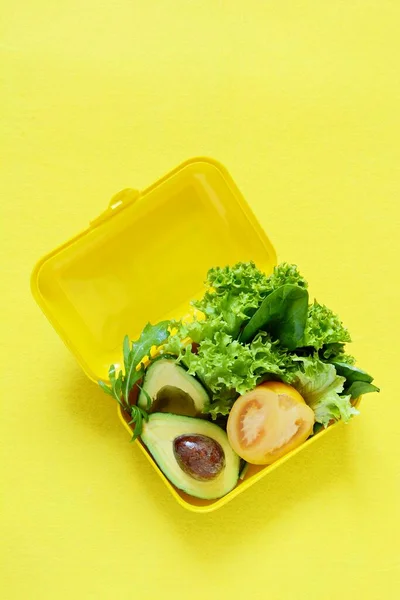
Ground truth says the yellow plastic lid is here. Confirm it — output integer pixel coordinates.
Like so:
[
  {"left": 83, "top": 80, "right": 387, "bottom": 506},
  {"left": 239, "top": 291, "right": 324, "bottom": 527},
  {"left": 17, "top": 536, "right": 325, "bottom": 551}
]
[{"left": 31, "top": 157, "right": 276, "bottom": 383}]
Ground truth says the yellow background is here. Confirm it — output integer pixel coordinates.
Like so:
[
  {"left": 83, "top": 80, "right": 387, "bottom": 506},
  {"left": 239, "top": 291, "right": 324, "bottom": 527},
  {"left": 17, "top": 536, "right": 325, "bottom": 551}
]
[{"left": 2, "top": 2, "right": 399, "bottom": 598}]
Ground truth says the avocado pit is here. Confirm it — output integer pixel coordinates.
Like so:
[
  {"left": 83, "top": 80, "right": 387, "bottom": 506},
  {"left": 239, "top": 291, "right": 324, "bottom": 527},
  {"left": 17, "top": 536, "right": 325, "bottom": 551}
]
[{"left": 173, "top": 434, "right": 225, "bottom": 481}]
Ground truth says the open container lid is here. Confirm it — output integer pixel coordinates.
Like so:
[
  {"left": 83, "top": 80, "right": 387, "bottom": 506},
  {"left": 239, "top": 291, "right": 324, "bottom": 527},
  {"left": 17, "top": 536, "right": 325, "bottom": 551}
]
[{"left": 31, "top": 158, "right": 277, "bottom": 382}]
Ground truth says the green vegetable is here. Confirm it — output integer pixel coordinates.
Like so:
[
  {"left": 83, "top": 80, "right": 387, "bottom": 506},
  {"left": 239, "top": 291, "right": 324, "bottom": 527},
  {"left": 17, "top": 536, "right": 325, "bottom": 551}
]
[
  {"left": 160, "top": 262, "right": 378, "bottom": 420},
  {"left": 123, "top": 322, "right": 171, "bottom": 402},
  {"left": 183, "top": 331, "right": 291, "bottom": 419},
  {"left": 192, "top": 261, "right": 308, "bottom": 340},
  {"left": 346, "top": 381, "right": 380, "bottom": 399},
  {"left": 98, "top": 321, "right": 170, "bottom": 439},
  {"left": 303, "top": 301, "right": 351, "bottom": 350},
  {"left": 321, "top": 343, "right": 356, "bottom": 365},
  {"left": 332, "top": 362, "right": 373, "bottom": 384},
  {"left": 100, "top": 261, "right": 378, "bottom": 428},
  {"left": 240, "top": 284, "right": 309, "bottom": 348},
  {"left": 289, "top": 356, "right": 359, "bottom": 427},
  {"left": 331, "top": 362, "right": 380, "bottom": 399},
  {"left": 265, "top": 262, "right": 308, "bottom": 290}
]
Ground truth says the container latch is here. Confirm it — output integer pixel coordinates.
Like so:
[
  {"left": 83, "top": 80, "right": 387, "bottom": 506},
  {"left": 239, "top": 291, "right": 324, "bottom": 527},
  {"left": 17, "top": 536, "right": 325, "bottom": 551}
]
[{"left": 90, "top": 188, "right": 140, "bottom": 227}]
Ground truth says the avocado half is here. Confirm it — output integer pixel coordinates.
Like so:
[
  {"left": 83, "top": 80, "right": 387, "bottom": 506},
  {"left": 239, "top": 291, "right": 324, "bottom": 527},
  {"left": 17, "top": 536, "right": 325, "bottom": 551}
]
[
  {"left": 141, "top": 413, "right": 240, "bottom": 500},
  {"left": 138, "top": 358, "right": 209, "bottom": 417}
]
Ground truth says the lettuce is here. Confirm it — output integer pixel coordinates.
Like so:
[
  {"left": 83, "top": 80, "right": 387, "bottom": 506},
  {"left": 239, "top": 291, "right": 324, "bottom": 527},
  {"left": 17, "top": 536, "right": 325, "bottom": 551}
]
[
  {"left": 159, "top": 261, "right": 377, "bottom": 420},
  {"left": 182, "top": 332, "right": 291, "bottom": 419},
  {"left": 321, "top": 343, "right": 356, "bottom": 365},
  {"left": 303, "top": 301, "right": 351, "bottom": 350},
  {"left": 265, "top": 262, "right": 308, "bottom": 290},
  {"left": 192, "top": 261, "right": 307, "bottom": 339},
  {"left": 290, "top": 356, "right": 359, "bottom": 426}
]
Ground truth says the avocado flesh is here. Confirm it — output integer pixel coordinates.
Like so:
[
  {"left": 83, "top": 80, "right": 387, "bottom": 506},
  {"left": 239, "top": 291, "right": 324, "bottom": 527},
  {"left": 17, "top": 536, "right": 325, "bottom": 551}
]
[
  {"left": 152, "top": 386, "right": 197, "bottom": 416},
  {"left": 138, "top": 359, "right": 209, "bottom": 417},
  {"left": 141, "top": 413, "right": 240, "bottom": 500}
]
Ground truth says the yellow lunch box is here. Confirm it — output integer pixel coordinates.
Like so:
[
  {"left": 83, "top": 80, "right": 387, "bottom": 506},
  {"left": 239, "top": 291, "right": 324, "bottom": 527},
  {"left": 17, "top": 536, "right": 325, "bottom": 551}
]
[{"left": 31, "top": 157, "right": 358, "bottom": 513}]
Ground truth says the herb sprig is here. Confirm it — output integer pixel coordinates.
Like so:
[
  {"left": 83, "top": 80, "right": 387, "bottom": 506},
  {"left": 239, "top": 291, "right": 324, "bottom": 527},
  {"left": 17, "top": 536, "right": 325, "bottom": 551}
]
[{"left": 99, "top": 321, "right": 170, "bottom": 440}]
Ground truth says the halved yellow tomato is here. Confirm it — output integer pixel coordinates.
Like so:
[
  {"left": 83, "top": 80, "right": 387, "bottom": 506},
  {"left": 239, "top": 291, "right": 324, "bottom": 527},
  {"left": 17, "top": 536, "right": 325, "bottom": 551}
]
[{"left": 227, "top": 382, "right": 315, "bottom": 465}]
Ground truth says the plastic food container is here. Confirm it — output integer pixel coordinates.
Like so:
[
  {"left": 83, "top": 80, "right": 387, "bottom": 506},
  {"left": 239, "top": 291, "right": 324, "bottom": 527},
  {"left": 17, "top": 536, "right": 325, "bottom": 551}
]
[{"left": 31, "top": 157, "right": 357, "bottom": 513}]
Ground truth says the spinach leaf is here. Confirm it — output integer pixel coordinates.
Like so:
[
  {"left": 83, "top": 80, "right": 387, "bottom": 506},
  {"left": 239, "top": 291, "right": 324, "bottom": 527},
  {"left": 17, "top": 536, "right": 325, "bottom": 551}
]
[
  {"left": 346, "top": 381, "right": 380, "bottom": 399},
  {"left": 332, "top": 362, "right": 373, "bottom": 384},
  {"left": 240, "top": 284, "right": 309, "bottom": 350}
]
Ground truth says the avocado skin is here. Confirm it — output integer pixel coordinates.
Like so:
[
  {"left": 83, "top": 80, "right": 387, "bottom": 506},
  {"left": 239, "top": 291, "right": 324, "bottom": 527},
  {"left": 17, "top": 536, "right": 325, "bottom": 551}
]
[{"left": 141, "top": 413, "right": 240, "bottom": 500}]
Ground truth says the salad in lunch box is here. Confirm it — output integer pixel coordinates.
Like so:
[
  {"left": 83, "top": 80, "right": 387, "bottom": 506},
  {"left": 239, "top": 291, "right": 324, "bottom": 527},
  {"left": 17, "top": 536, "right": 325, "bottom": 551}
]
[{"left": 99, "top": 262, "right": 379, "bottom": 500}]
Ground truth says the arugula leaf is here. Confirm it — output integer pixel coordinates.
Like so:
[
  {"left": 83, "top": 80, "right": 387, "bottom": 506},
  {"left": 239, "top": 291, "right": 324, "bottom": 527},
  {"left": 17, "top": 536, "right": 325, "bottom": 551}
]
[
  {"left": 98, "top": 321, "right": 170, "bottom": 437},
  {"left": 290, "top": 356, "right": 359, "bottom": 426},
  {"left": 123, "top": 321, "right": 170, "bottom": 403},
  {"left": 98, "top": 380, "right": 115, "bottom": 398},
  {"left": 346, "top": 381, "right": 380, "bottom": 399},
  {"left": 128, "top": 405, "right": 149, "bottom": 441},
  {"left": 240, "top": 284, "right": 309, "bottom": 349},
  {"left": 98, "top": 365, "right": 124, "bottom": 407}
]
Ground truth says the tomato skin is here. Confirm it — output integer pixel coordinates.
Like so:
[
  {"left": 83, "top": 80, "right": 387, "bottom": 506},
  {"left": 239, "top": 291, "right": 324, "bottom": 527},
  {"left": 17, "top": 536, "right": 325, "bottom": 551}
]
[
  {"left": 227, "top": 383, "right": 314, "bottom": 465},
  {"left": 260, "top": 381, "right": 306, "bottom": 404}
]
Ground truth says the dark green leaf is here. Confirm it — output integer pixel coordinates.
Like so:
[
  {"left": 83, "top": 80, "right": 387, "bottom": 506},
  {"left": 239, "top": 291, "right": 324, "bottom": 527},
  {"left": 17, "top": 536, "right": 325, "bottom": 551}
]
[
  {"left": 346, "top": 381, "right": 380, "bottom": 399},
  {"left": 333, "top": 362, "right": 374, "bottom": 384},
  {"left": 313, "top": 422, "right": 325, "bottom": 435},
  {"left": 240, "top": 284, "right": 309, "bottom": 350}
]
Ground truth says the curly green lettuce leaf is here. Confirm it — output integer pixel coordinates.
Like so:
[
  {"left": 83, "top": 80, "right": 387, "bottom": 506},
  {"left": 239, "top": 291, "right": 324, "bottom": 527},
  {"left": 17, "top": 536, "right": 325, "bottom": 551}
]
[
  {"left": 266, "top": 262, "right": 308, "bottom": 290},
  {"left": 161, "top": 316, "right": 225, "bottom": 359},
  {"left": 303, "top": 301, "right": 351, "bottom": 350},
  {"left": 205, "top": 261, "right": 270, "bottom": 295},
  {"left": 182, "top": 331, "right": 291, "bottom": 418},
  {"left": 321, "top": 343, "right": 356, "bottom": 365},
  {"left": 290, "top": 356, "right": 359, "bottom": 427},
  {"left": 191, "top": 261, "right": 309, "bottom": 340},
  {"left": 205, "top": 390, "right": 238, "bottom": 420}
]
